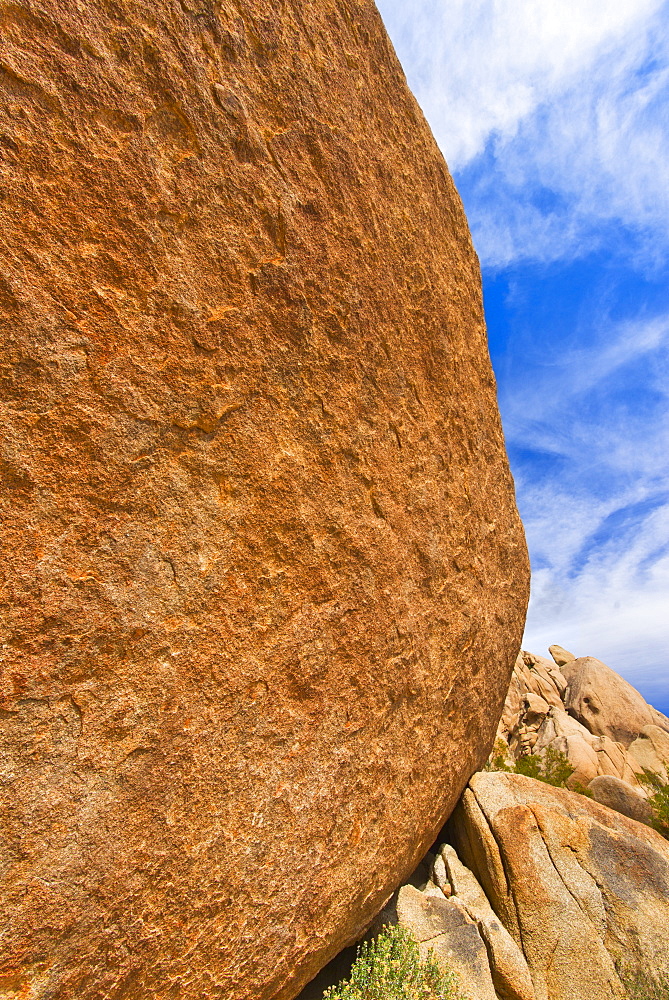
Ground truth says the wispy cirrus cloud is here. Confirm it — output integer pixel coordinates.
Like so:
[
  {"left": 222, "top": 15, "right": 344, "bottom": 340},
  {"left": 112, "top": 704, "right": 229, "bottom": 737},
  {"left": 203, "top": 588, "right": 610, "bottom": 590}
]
[
  {"left": 378, "top": 0, "right": 664, "bottom": 170},
  {"left": 505, "top": 309, "right": 669, "bottom": 707},
  {"left": 378, "top": 0, "right": 669, "bottom": 267}
]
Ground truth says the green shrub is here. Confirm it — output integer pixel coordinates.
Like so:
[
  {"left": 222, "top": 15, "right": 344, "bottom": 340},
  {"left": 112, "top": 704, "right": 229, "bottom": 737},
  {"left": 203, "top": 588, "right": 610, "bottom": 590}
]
[
  {"left": 635, "top": 768, "right": 669, "bottom": 839},
  {"left": 624, "top": 973, "right": 669, "bottom": 999},
  {"left": 485, "top": 738, "right": 513, "bottom": 773},
  {"left": 513, "top": 753, "right": 544, "bottom": 780},
  {"left": 488, "top": 743, "right": 596, "bottom": 797},
  {"left": 505, "top": 746, "right": 574, "bottom": 788},
  {"left": 540, "top": 746, "right": 575, "bottom": 787},
  {"left": 322, "top": 924, "right": 464, "bottom": 1000}
]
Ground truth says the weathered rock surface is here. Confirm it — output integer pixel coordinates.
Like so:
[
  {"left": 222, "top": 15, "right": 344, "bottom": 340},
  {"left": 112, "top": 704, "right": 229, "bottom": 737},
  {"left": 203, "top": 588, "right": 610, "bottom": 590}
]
[
  {"left": 628, "top": 725, "right": 669, "bottom": 782},
  {"left": 0, "top": 2, "right": 528, "bottom": 998},
  {"left": 396, "top": 885, "right": 498, "bottom": 1000},
  {"left": 377, "top": 839, "right": 536, "bottom": 1000},
  {"left": 548, "top": 644, "right": 576, "bottom": 669},
  {"left": 531, "top": 706, "right": 642, "bottom": 789},
  {"left": 587, "top": 775, "right": 653, "bottom": 826},
  {"left": 449, "top": 771, "right": 669, "bottom": 1000},
  {"left": 437, "top": 844, "right": 536, "bottom": 1000},
  {"left": 564, "top": 656, "right": 669, "bottom": 747},
  {"left": 494, "top": 648, "right": 669, "bottom": 799},
  {"left": 498, "top": 651, "right": 566, "bottom": 749}
]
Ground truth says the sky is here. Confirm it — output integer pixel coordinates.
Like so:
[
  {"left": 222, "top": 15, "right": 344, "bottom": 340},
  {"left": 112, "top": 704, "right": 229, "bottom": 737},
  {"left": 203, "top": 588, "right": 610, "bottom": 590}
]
[{"left": 375, "top": 0, "right": 669, "bottom": 714}]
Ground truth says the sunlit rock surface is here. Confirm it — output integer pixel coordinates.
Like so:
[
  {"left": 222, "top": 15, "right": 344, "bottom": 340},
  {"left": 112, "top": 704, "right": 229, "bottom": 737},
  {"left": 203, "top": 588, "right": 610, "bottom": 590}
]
[{"left": 0, "top": 2, "right": 528, "bottom": 997}]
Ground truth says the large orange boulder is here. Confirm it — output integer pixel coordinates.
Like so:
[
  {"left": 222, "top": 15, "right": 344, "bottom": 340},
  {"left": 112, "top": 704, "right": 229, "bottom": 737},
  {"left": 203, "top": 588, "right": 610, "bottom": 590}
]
[{"left": 0, "top": 2, "right": 528, "bottom": 997}]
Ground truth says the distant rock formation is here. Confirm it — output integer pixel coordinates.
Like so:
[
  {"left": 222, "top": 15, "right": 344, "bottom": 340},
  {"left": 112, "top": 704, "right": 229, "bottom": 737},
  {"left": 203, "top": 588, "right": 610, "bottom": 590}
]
[
  {"left": 360, "top": 651, "right": 669, "bottom": 1000},
  {"left": 0, "top": 2, "right": 528, "bottom": 997},
  {"left": 449, "top": 772, "right": 669, "bottom": 998},
  {"left": 495, "top": 648, "right": 669, "bottom": 795}
]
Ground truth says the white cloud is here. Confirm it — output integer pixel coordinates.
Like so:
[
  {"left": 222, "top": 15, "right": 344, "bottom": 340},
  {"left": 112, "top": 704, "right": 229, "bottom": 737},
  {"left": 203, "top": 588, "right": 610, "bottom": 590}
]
[
  {"left": 523, "top": 520, "right": 669, "bottom": 707},
  {"left": 468, "top": 34, "right": 669, "bottom": 266},
  {"left": 377, "top": 0, "right": 664, "bottom": 168},
  {"left": 508, "top": 314, "right": 669, "bottom": 702},
  {"left": 377, "top": 0, "right": 669, "bottom": 266},
  {"left": 500, "top": 314, "right": 669, "bottom": 462},
  {"left": 376, "top": 1, "right": 669, "bottom": 704}
]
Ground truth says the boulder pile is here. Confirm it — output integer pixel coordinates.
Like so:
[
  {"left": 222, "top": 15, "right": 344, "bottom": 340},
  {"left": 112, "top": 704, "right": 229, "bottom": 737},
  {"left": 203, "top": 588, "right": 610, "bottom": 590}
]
[
  {"left": 390, "top": 771, "right": 669, "bottom": 1000},
  {"left": 377, "top": 648, "right": 669, "bottom": 1000},
  {"left": 496, "top": 647, "right": 669, "bottom": 807}
]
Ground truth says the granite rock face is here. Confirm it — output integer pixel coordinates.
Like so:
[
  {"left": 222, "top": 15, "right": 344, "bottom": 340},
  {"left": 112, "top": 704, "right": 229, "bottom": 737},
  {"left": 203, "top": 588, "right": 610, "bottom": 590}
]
[
  {"left": 396, "top": 885, "right": 499, "bottom": 1000},
  {"left": 587, "top": 774, "right": 653, "bottom": 825},
  {"left": 628, "top": 725, "right": 669, "bottom": 782},
  {"left": 449, "top": 772, "right": 669, "bottom": 1000},
  {"left": 495, "top": 648, "right": 668, "bottom": 797},
  {"left": 564, "top": 656, "right": 669, "bottom": 747},
  {"left": 0, "top": 2, "right": 528, "bottom": 998}
]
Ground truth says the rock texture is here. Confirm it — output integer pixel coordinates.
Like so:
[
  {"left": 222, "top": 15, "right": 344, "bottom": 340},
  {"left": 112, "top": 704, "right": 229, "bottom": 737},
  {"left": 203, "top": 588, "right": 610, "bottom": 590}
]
[
  {"left": 495, "top": 648, "right": 669, "bottom": 798},
  {"left": 449, "top": 772, "right": 669, "bottom": 1000},
  {"left": 587, "top": 775, "right": 653, "bottom": 826},
  {"left": 628, "top": 725, "right": 669, "bottom": 782},
  {"left": 374, "top": 842, "right": 536, "bottom": 1000},
  {"left": 564, "top": 656, "right": 669, "bottom": 747},
  {"left": 436, "top": 844, "right": 536, "bottom": 1000},
  {"left": 396, "top": 885, "right": 499, "bottom": 1000},
  {"left": 0, "top": 2, "right": 529, "bottom": 998},
  {"left": 548, "top": 644, "right": 575, "bottom": 669}
]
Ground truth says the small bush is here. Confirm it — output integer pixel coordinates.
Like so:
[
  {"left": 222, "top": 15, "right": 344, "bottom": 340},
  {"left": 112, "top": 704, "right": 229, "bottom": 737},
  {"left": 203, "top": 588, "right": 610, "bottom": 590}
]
[
  {"left": 503, "top": 746, "right": 575, "bottom": 789},
  {"left": 485, "top": 738, "right": 513, "bottom": 773},
  {"left": 322, "top": 924, "right": 464, "bottom": 1000},
  {"left": 624, "top": 973, "right": 669, "bottom": 999},
  {"left": 513, "top": 753, "right": 543, "bottom": 781},
  {"left": 635, "top": 768, "right": 669, "bottom": 839},
  {"left": 488, "top": 743, "right": 595, "bottom": 796},
  {"left": 540, "top": 746, "right": 575, "bottom": 787}
]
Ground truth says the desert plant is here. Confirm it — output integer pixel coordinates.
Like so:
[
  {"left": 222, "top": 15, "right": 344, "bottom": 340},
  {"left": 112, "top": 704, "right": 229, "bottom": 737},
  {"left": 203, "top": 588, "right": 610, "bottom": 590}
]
[
  {"left": 512, "top": 746, "right": 574, "bottom": 787},
  {"left": 540, "top": 746, "right": 576, "bottom": 787},
  {"left": 513, "top": 752, "right": 544, "bottom": 780},
  {"left": 322, "top": 924, "right": 464, "bottom": 1000},
  {"left": 485, "top": 738, "right": 513, "bottom": 772},
  {"left": 635, "top": 768, "right": 669, "bottom": 839},
  {"left": 487, "top": 742, "right": 597, "bottom": 798},
  {"left": 623, "top": 973, "right": 669, "bottom": 999},
  {"left": 490, "top": 743, "right": 592, "bottom": 795}
]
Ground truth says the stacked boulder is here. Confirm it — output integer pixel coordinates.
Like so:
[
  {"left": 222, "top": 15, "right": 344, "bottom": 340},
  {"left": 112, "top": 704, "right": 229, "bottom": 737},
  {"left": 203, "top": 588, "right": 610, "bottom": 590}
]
[
  {"left": 389, "top": 773, "right": 669, "bottom": 1000},
  {"left": 496, "top": 646, "right": 669, "bottom": 819},
  {"left": 376, "top": 650, "right": 669, "bottom": 1000}
]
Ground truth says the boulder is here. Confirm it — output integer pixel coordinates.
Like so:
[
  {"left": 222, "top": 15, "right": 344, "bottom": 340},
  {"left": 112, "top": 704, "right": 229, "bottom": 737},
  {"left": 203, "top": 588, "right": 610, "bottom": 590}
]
[
  {"left": 448, "top": 772, "right": 669, "bottom": 1000},
  {"left": 548, "top": 644, "right": 576, "bottom": 669},
  {"left": 0, "top": 1, "right": 529, "bottom": 998},
  {"left": 652, "top": 706, "right": 669, "bottom": 732},
  {"left": 587, "top": 775, "right": 653, "bottom": 826},
  {"left": 628, "top": 725, "right": 669, "bottom": 782},
  {"left": 564, "top": 657, "right": 669, "bottom": 747},
  {"left": 495, "top": 648, "right": 649, "bottom": 789},
  {"left": 530, "top": 705, "right": 602, "bottom": 786},
  {"left": 530, "top": 706, "right": 641, "bottom": 788},
  {"left": 396, "top": 885, "right": 498, "bottom": 1000},
  {"left": 436, "top": 845, "right": 536, "bottom": 1000},
  {"left": 498, "top": 651, "right": 566, "bottom": 741}
]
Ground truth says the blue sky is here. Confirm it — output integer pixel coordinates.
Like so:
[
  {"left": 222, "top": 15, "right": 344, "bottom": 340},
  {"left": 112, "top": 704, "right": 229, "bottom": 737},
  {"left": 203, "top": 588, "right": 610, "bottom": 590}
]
[{"left": 375, "top": 0, "right": 669, "bottom": 713}]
